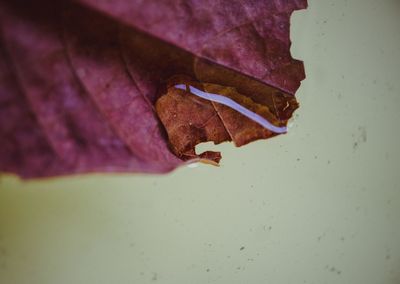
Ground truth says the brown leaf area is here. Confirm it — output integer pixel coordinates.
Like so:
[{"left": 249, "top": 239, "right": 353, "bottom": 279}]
[
  {"left": 0, "top": 0, "right": 306, "bottom": 178},
  {"left": 156, "top": 83, "right": 231, "bottom": 164},
  {"left": 156, "top": 79, "right": 295, "bottom": 164}
]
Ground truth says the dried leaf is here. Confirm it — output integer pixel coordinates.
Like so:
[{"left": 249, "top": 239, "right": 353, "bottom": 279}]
[{"left": 0, "top": 0, "right": 306, "bottom": 178}]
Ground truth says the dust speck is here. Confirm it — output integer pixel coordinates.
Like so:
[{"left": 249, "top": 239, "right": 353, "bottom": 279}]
[
  {"left": 326, "top": 266, "right": 341, "bottom": 275},
  {"left": 353, "top": 126, "right": 367, "bottom": 151}
]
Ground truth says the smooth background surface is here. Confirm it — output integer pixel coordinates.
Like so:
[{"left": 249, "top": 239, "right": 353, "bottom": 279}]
[{"left": 1, "top": 0, "right": 399, "bottom": 283}]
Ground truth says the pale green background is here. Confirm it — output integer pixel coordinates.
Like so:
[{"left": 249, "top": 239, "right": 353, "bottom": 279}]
[{"left": 1, "top": 0, "right": 399, "bottom": 283}]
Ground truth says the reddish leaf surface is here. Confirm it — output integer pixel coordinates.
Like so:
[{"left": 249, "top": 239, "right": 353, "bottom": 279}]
[
  {"left": 77, "top": 0, "right": 307, "bottom": 94},
  {"left": 0, "top": 0, "right": 306, "bottom": 178}
]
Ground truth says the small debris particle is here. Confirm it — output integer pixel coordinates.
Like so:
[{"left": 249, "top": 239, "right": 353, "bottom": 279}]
[
  {"left": 353, "top": 126, "right": 367, "bottom": 150},
  {"left": 240, "top": 246, "right": 245, "bottom": 251}
]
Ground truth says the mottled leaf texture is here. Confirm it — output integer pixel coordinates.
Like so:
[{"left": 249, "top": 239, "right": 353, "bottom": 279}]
[{"left": 0, "top": 0, "right": 306, "bottom": 178}]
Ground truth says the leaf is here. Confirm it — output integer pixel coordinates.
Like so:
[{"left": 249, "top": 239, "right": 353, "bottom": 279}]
[
  {"left": 77, "top": 0, "right": 307, "bottom": 94},
  {"left": 0, "top": 0, "right": 306, "bottom": 178},
  {"left": 156, "top": 76, "right": 294, "bottom": 163}
]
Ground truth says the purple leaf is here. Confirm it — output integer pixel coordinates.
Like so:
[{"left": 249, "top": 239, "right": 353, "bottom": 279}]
[{"left": 0, "top": 0, "right": 306, "bottom": 178}]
